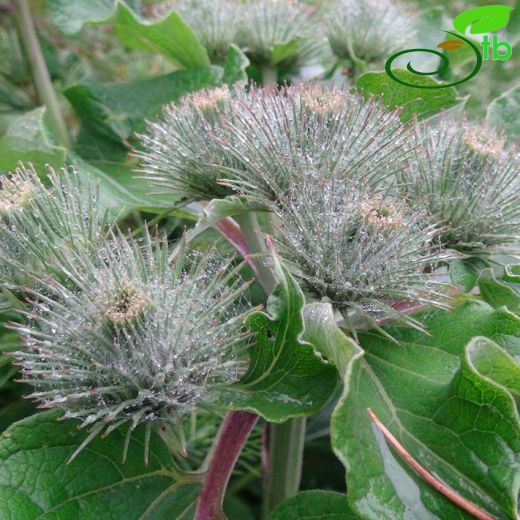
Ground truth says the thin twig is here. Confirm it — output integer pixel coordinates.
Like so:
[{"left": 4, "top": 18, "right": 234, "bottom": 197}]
[
  {"left": 15, "top": 0, "right": 70, "bottom": 147},
  {"left": 367, "top": 408, "right": 495, "bottom": 520}
]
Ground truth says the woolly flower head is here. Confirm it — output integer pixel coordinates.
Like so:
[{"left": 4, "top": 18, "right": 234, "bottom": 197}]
[
  {"left": 236, "top": 0, "right": 321, "bottom": 68},
  {"left": 136, "top": 85, "right": 244, "bottom": 201},
  {"left": 219, "top": 83, "right": 413, "bottom": 202},
  {"left": 404, "top": 120, "right": 520, "bottom": 252},
  {"left": 325, "top": 0, "right": 415, "bottom": 63},
  {"left": 170, "top": 0, "right": 240, "bottom": 62},
  {"left": 12, "top": 232, "right": 252, "bottom": 461},
  {"left": 274, "top": 176, "right": 452, "bottom": 326},
  {"left": 0, "top": 164, "right": 110, "bottom": 301}
]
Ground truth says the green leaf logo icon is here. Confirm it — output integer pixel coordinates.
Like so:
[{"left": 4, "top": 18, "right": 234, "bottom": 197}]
[{"left": 453, "top": 5, "right": 514, "bottom": 35}]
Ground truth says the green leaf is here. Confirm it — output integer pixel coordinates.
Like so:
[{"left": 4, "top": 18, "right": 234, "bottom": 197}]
[
  {"left": 332, "top": 300, "right": 520, "bottom": 519},
  {"left": 355, "top": 71, "right": 460, "bottom": 123},
  {"left": 0, "top": 108, "right": 66, "bottom": 174},
  {"left": 45, "top": 0, "right": 140, "bottom": 35},
  {"left": 209, "top": 261, "right": 338, "bottom": 422},
  {"left": 0, "top": 410, "right": 200, "bottom": 519},
  {"left": 479, "top": 268, "right": 520, "bottom": 314},
  {"left": 269, "top": 491, "right": 358, "bottom": 520},
  {"left": 302, "top": 303, "right": 363, "bottom": 378},
  {"left": 45, "top": 1, "right": 209, "bottom": 69},
  {"left": 109, "top": 2, "right": 209, "bottom": 69},
  {"left": 449, "top": 257, "right": 488, "bottom": 292},
  {"left": 65, "top": 66, "right": 225, "bottom": 155},
  {"left": 453, "top": 5, "right": 514, "bottom": 35},
  {"left": 486, "top": 86, "right": 520, "bottom": 145},
  {"left": 271, "top": 39, "right": 302, "bottom": 66},
  {"left": 222, "top": 45, "right": 250, "bottom": 85},
  {"left": 186, "top": 196, "right": 267, "bottom": 244},
  {"left": 467, "top": 337, "right": 520, "bottom": 405},
  {"left": 68, "top": 153, "right": 165, "bottom": 214}
]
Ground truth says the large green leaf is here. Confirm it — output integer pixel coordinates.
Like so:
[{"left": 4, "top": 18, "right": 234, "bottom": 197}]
[
  {"left": 68, "top": 152, "right": 166, "bottom": 214},
  {"left": 269, "top": 491, "right": 358, "bottom": 520},
  {"left": 46, "top": 1, "right": 209, "bottom": 69},
  {"left": 449, "top": 257, "right": 489, "bottom": 293},
  {"left": 0, "top": 108, "right": 66, "bottom": 174},
  {"left": 332, "top": 300, "right": 520, "bottom": 519},
  {"left": 109, "top": 2, "right": 209, "bottom": 69},
  {"left": 486, "top": 86, "right": 520, "bottom": 145},
  {"left": 479, "top": 268, "right": 520, "bottom": 315},
  {"left": 355, "top": 71, "right": 460, "bottom": 123},
  {"left": 66, "top": 45, "right": 247, "bottom": 161},
  {"left": 64, "top": 67, "right": 221, "bottom": 151},
  {"left": 209, "top": 263, "right": 338, "bottom": 422},
  {"left": 0, "top": 410, "right": 200, "bottom": 519},
  {"left": 467, "top": 337, "right": 520, "bottom": 405},
  {"left": 45, "top": 0, "right": 139, "bottom": 35}
]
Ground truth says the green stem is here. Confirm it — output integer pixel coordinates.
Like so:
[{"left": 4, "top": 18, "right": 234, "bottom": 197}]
[
  {"left": 262, "top": 417, "right": 307, "bottom": 518},
  {"left": 235, "top": 211, "right": 306, "bottom": 516},
  {"left": 261, "top": 64, "right": 278, "bottom": 86},
  {"left": 15, "top": 0, "right": 70, "bottom": 147},
  {"left": 234, "top": 212, "right": 277, "bottom": 295}
]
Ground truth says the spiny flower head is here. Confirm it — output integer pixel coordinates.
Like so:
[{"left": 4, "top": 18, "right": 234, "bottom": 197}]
[
  {"left": 462, "top": 123, "right": 506, "bottom": 158},
  {"left": 236, "top": 0, "right": 322, "bottom": 68},
  {"left": 0, "top": 164, "right": 111, "bottom": 301},
  {"left": 219, "top": 83, "right": 413, "bottom": 202},
  {"left": 272, "top": 174, "right": 452, "bottom": 326},
  {"left": 324, "top": 0, "right": 415, "bottom": 64},
  {"left": 0, "top": 174, "right": 32, "bottom": 215},
  {"left": 170, "top": 0, "right": 240, "bottom": 62},
  {"left": 12, "top": 231, "right": 252, "bottom": 461},
  {"left": 136, "top": 85, "right": 243, "bottom": 201},
  {"left": 404, "top": 119, "right": 520, "bottom": 252}
]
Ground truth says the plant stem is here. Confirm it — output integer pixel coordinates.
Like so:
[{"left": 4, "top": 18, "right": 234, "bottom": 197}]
[
  {"left": 262, "top": 417, "right": 307, "bottom": 518},
  {"left": 234, "top": 211, "right": 306, "bottom": 516},
  {"left": 15, "top": 0, "right": 70, "bottom": 147},
  {"left": 195, "top": 411, "right": 258, "bottom": 520},
  {"left": 234, "top": 212, "right": 277, "bottom": 295},
  {"left": 261, "top": 64, "right": 278, "bottom": 86}
]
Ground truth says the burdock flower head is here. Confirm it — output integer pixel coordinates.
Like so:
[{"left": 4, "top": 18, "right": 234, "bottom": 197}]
[
  {"left": 0, "top": 164, "right": 110, "bottom": 301},
  {"left": 324, "top": 0, "right": 415, "bottom": 64},
  {"left": 136, "top": 85, "right": 244, "bottom": 201},
  {"left": 272, "top": 173, "right": 451, "bottom": 328},
  {"left": 404, "top": 119, "right": 520, "bottom": 252},
  {"left": 171, "top": 0, "right": 240, "bottom": 62},
  {"left": 219, "top": 83, "right": 413, "bottom": 202},
  {"left": 12, "top": 231, "right": 252, "bottom": 461},
  {"left": 236, "top": 0, "right": 321, "bottom": 69},
  {"left": 212, "top": 84, "right": 450, "bottom": 326}
]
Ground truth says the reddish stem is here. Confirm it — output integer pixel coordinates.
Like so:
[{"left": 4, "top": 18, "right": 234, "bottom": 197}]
[
  {"left": 196, "top": 411, "right": 259, "bottom": 520},
  {"left": 213, "top": 218, "right": 261, "bottom": 279}
]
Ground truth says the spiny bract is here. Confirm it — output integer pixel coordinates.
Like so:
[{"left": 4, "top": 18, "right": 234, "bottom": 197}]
[
  {"left": 12, "top": 231, "right": 252, "bottom": 462},
  {"left": 324, "top": 0, "right": 415, "bottom": 63},
  {"left": 273, "top": 174, "right": 452, "bottom": 328},
  {"left": 0, "top": 164, "right": 110, "bottom": 305},
  {"left": 236, "top": 0, "right": 322, "bottom": 68},
  {"left": 218, "top": 83, "right": 413, "bottom": 202},
  {"left": 170, "top": 0, "right": 240, "bottom": 62},
  {"left": 212, "top": 84, "right": 451, "bottom": 326},
  {"left": 404, "top": 119, "right": 520, "bottom": 252},
  {"left": 136, "top": 84, "right": 243, "bottom": 201}
]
